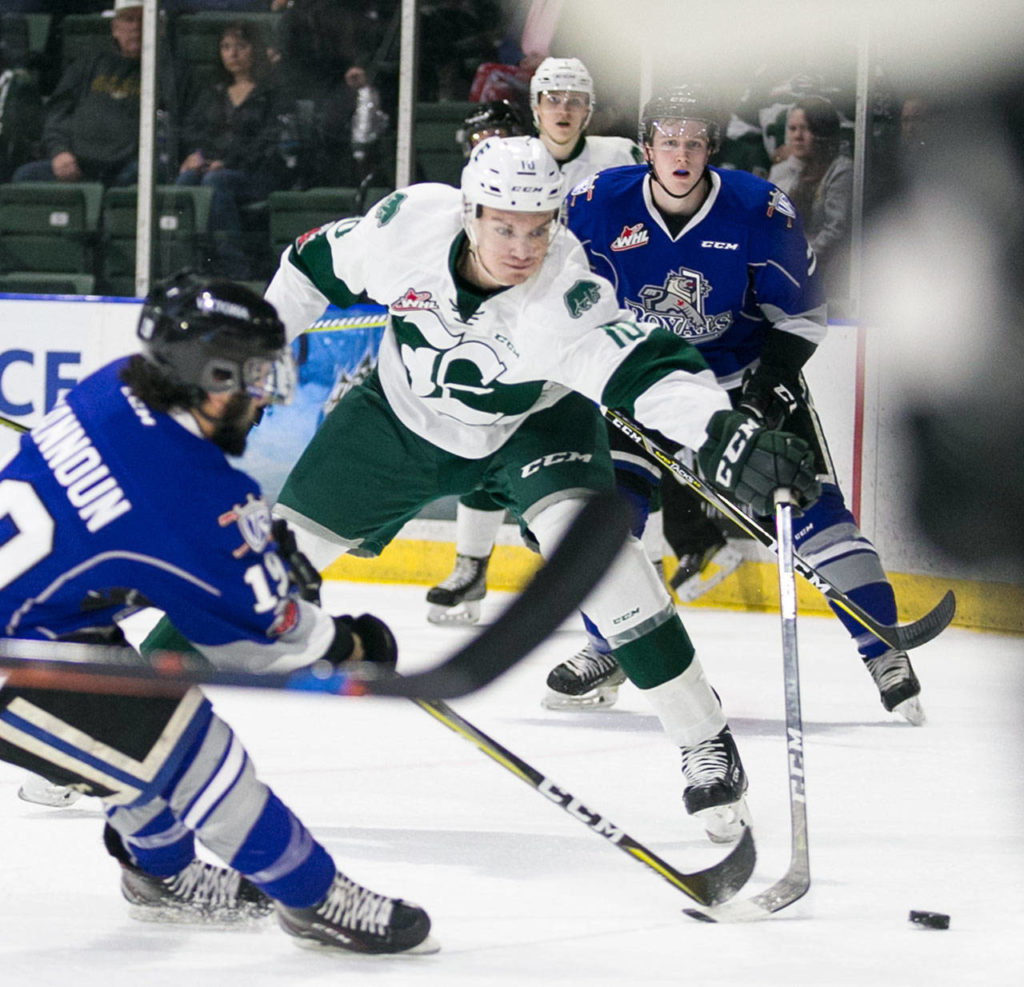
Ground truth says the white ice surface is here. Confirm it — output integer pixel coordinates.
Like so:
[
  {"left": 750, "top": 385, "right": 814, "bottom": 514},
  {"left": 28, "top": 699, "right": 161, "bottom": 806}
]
[{"left": 2, "top": 583, "right": 1022, "bottom": 987}]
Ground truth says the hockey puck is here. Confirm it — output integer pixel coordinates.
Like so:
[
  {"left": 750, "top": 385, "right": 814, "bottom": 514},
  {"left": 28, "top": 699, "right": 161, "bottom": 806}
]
[{"left": 909, "top": 910, "right": 950, "bottom": 930}]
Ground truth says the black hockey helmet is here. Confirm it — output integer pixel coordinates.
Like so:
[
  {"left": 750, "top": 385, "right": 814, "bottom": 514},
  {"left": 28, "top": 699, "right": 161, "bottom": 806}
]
[
  {"left": 456, "top": 100, "right": 527, "bottom": 157},
  {"left": 137, "top": 271, "right": 293, "bottom": 406},
  {"left": 639, "top": 84, "right": 724, "bottom": 153}
]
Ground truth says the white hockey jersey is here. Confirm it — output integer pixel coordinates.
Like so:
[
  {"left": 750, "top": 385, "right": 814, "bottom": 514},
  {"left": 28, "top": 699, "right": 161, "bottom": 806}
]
[
  {"left": 557, "top": 135, "right": 641, "bottom": 189},
  {"left": 265, "top": 183, "right": 727, "bottom": 459}
]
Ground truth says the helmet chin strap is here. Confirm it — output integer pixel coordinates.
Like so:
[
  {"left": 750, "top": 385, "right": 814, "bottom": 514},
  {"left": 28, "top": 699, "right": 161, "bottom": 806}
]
[{"left": 649, "top": 161, "right": 709, "bottom": 200}]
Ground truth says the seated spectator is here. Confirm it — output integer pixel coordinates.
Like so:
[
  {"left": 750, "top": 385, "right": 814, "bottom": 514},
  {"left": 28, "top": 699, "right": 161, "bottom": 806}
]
[
  {"left": 769, "top": 95, "right": 853, "bottom": 299},
  {"left": 12, "top": 0, "right": 183, "bottom": 186},
  {"left": 176, "top": 19, "right": 289, "bottom": 279},
  {"left": 273, "top": 0, "right": 392, "bottom": 187}
]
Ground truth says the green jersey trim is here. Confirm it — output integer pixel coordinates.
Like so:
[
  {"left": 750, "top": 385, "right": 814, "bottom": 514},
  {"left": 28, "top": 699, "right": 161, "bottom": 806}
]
[
  {"left": 600, "top": 329, "right": 711, "bottom": 415},
  {"left": 289, "top": 220, "right": 363, "bottom": 309}
]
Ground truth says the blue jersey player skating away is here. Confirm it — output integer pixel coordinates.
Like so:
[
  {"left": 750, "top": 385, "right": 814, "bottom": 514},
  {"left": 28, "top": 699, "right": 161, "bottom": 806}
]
[
  {"left": 548, "top": 85, "right": 924, "bottom": 725},
  {"left": 0, "top": 274, "right": 436, "bottom": 954}
]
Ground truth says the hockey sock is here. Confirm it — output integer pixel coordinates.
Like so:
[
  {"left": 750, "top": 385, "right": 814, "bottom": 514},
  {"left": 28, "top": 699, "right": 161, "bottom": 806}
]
[
  {"left": 454, "top": 502, "right": 505, "bottom": 558},
  {"left": 228, "top": 791, "right": 336, "bottom": 909},
  {"left": 638, "top": 657, "right": 727, "bottom": 748},
  {"left": 104, "top": 806, "right": 196, "bottom": 877}
]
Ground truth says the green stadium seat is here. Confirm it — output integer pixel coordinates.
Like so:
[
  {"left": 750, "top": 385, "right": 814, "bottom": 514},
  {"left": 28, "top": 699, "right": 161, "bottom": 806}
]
[
  {"left": 0, "top": 181, "right": 103, "bottom": 281},
  {"left": 414, "top": 101, "right": 476, "bottom": 187},
  {"left": 267, "top": 187, "right": 362, "bottom": 260},
  {"left": 100, "top": 185, "right": 213, "bottom": 295},
  {"left": 0, "top": 272, "right": 95, "bottom": 296},
  {"left": 58, "top": 14, "right": 113, "bottom": 70}
]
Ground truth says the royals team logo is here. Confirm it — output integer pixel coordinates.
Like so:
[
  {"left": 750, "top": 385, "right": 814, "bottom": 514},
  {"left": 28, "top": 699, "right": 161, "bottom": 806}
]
[
  {"left": 218, "top": 493, "right": 273, "bottom": 558},
  {"left": 629, "top": 267, "right": 732, "bottom": 340},
  {"left": 766, "top": 188, "right": 797, "bottom": 228},
  {"left": 392, "top": 287, "right": 439, "bottom": 312},
  {"left": 610, "top": 223, "right": 649, "bottom": 251}
]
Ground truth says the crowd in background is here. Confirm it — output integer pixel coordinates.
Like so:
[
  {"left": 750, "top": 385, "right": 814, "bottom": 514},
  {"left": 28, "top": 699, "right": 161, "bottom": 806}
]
[{"left": 0, "top": 1, "right": 930, "bottom": 298}]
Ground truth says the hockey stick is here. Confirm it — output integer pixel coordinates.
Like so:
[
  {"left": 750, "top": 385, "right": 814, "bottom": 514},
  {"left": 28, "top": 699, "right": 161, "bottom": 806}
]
[
  {"left": 683, "top": 489, "right": 810, "bottom": 921},
  {"left": 415, "top": 696, "right": 755, "bottom": 907},
  {"left": 602, "top": 406, "right": 955, "bottom": 652},
  {"left": 0, "top": 412, "right": 29, "bottom": 434},
  {"left": 0, "top": 492, "right": 631, "bottom": 700}
]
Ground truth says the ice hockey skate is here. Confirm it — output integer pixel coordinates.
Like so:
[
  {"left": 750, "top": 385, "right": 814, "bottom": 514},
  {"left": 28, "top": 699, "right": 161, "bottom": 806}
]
[
  {"left": 119, "top": 858, "right": 274, "bottom": 924},
  {"left": 669, "top": 540, "right": 743, "bottom": 602},
  {"left": 17, "top": 773, "right": 82, "bottom": 807},
  {"left": 680, "top": 725, "right": 751, "bottom": 843},
  {"left": 276, "top": 872, "right": 438, "bottom": 954},
  {"left": 426, "top": 552, "right": 490, "bottom": 624},
  {"left": 865, "top": 648, "right": 926, "bottom": 725},
  {"left": 542, "top": 642, "right": 627, "bottom": 710}
]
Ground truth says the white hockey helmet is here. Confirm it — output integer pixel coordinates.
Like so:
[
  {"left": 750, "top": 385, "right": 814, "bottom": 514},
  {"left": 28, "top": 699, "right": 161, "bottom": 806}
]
[
  {"left": 461, "top": 136, "right": 566, "bottom": 246},
  {"left": 529, "top": 56, "right": 594, "bottom": 128}
]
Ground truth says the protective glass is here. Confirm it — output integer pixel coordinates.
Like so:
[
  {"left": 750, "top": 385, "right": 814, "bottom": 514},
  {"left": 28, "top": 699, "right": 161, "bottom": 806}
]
[
  {"left": 539, "top": 91, "right": 590, "bottom": 111},
  {"left": 244, "top": 350, "right": 295, "bottom": 405}
]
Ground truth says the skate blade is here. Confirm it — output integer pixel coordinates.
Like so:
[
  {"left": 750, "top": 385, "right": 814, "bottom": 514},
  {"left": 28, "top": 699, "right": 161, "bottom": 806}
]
[
  {"left": 126, "top": 903, "right": 273, "bottom": 927},
  {"left": 673, "top": 545, "right": 743, "bottom": 602},
  {"left": 893, "top": 695, "right": 926, "bottom": 726},
  {"left": 290, "top": 931, "right": 441, "bottom": 956},
  {"left": 17, "top": 781, "right": 83, "bottom": 808},
  {"left": 693, "top": 796, "right": 752, "bottom": 844},
  {"left": 426, "top": 600, "right": 481, "bottom": 626},
  {"left": 540, "top": 684, "right": 621, "bottom": 711}
]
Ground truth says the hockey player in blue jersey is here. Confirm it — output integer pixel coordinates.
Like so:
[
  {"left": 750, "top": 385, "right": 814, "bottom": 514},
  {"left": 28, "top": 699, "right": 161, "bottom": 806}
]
[
  {"left": 545, "top": 85, "right": 924, "bottom": 725},
  {"left": 0, "top": 274, "right": 436, "bottom": 954}
]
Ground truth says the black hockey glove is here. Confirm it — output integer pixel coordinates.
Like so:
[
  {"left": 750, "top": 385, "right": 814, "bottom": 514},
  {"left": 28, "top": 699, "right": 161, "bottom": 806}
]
[
  {"left": 271, "top": 518, "right": 322, "bottom": 604},
  {"left": 738, "top": 364, "right": 801, "bottom": 430},
  {"left": 697, "top": 409, "right": 820, "bottom": 516},
  {"left": 320, "top": 613, "right": 398, "bottom": 670}
]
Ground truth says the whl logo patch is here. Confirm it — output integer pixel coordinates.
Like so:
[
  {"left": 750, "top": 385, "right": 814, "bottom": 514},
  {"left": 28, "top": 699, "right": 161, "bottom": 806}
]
[
  {"left": 564, "top": 279, "right": 601, "bottom": 318},
  {"left": 611, "top": 223, "right": 649, "bottom": 251},
  {"left": 392, "top": 287, "right": 439, "bottom": 312}
]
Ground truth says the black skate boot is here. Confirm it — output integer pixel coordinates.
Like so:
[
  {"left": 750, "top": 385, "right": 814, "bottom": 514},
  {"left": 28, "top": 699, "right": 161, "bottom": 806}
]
[
  {"left": 669, "top": 539, "right": 742, "bottom": 601},
  {"left": 865, "top": 649, "right": 925, "bottom": 725},
  {"left": 680, "top": 725, "right": 751, "bottom": 843},
  {"left": 276, "top": 872, "right": 438, "bottom": 954},
  {"left": 542, "top": 643, "right": 627, "bottom": 710},
  {"left": 426, "top": 552, "right": 490, "bottom": 625},
  {"left": 119, "top": 858, "right": 274, "bottom": 923}
]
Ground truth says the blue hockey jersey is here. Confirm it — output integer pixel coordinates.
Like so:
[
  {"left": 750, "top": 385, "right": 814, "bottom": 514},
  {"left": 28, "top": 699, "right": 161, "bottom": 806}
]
[
  {"left": 0, "top": 359, "right": 333, "bottom": 673},
  {"left": 565, "top": 164, "right": 828, "bottom": 389}
]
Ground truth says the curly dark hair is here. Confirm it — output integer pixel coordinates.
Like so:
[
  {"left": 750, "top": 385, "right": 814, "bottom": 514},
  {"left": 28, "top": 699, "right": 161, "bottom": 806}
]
[{"left": 118, "top": 354, "right": 195, "bottom": 415}]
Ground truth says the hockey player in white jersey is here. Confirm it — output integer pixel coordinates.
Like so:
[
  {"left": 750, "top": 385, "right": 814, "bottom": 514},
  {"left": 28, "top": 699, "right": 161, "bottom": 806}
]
[
  {"left": 427, "top": 56, "right": 644, "bottom": 624},
  {"left": 0, "top": 275, "right": 435, "bottom": 954},
  {"left": 264, "top": 136, "right": 820, "bottom": 843}
]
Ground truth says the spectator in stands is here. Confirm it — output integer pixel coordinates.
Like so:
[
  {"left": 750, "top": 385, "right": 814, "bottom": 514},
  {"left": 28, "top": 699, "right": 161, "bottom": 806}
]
[
  {"left": 0, "top": 17, "right": 44, "bottom": 181},
  {"left": 11, "top": 0, "right": 184, "bottom": 186},
  {"left": 419, "top": 1, "right": 498, "bottom": 101},
  {"left": 273, "top": 0, "right": 392, "bottom": 187},
  {"left": 176, "top": 19, "right": 288, "bottom": 279},
  {"left": 769, "top": 95, "right": 853, "bottom": 299}
]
